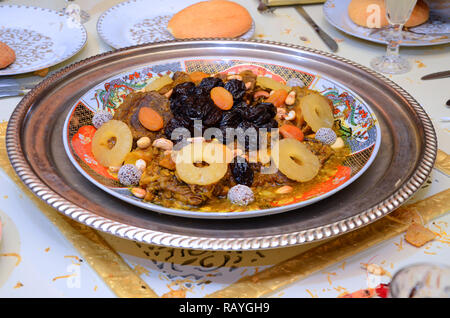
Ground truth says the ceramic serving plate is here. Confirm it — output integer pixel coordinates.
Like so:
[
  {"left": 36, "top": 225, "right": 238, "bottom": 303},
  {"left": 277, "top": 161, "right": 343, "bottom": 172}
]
[
  {"left": 97, "top": 0, "right": 255, "bottom": 49},
  {"left": 0, "top": 5, "right": 87, "bottom": 76},
  {"left": 324, "top": 0, "right": 450, "bottom": 47},
  {"left": 6, "top": 40, "right": 436, "bottom": 250},
  {"left": 62, "top": 57, "right": 381, "bottom": 219}
]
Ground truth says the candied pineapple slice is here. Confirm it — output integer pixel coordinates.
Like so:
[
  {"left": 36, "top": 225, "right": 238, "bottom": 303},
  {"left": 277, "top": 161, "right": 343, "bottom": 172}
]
[
  {"left": 256, "top": 76, "right": 290, "bottom": 92},
  {"left": 91, "top": 120, "right": 133, "bottom": 167},
  {"left": 144, "top": 74, "right": 173, "bottom": 92},
  {"left": 272, "top": 138, "right": 320, "bottom": 182},
  {"left": 300, "top": 93, "right": 334, "bottom": 132},
  {"left": 175, "top": 142, "right": 231, "bottom": 185}
]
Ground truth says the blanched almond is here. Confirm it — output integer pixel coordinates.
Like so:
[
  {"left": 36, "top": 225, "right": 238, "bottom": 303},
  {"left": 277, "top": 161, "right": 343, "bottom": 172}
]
[
  {"left": 137, "top": 137, "right": 151, "bottom": 149},
  {"left": 284, "top": 110, "right": 296, "bottom": 121},
  {"left": 152, "top": 138, "right": 173, "bottom": 150},
  {"left": 275, "top": 185, "right": 293, "bottom": 194},
  {"left": 285, "top": 91, "right": 296, "bottom": 105},
  {"left": 131, "top": 187, "right": 146, "bottom": 199}
]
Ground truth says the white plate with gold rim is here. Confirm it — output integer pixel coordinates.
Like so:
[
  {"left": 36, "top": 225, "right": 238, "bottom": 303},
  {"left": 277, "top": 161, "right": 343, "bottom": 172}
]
[
  {"left": 0, "top": 5, "right": 87, "bottom": 76},
  {"left": 323, "top": 0, "right": 450, "bottom": 47},
  {"left": 96, "top": 0, "right": 255, "bottom": 49}
]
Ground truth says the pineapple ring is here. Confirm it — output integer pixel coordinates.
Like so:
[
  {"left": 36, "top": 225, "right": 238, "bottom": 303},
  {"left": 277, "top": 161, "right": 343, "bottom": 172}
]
[
  {"left": 175, "top": 142, "right": 232, "bottom": 185},
  {"left": 92, "top": 120, "right": 133, "bottom": 167},
  {"left": 300, "top": 93, "right": 334, "bottom": 132},
  {"left": 271, "top": 138, "right": 320, "bottom": 182}
]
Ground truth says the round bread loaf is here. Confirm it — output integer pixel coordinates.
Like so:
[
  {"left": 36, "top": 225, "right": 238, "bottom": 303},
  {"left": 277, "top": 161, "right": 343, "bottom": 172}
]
[
  {"left": 348, "top": 0, "right": 429, "bottom": 28},
  {"left": 0, "top": 41, "right": 16, "bottom": 69},
  {"left": 167, "top": 0, "right": 252, "bottom": 39}
]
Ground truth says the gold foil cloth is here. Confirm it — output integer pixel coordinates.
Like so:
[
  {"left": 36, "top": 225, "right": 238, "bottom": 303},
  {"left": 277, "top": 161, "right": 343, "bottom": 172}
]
[
  {"left": 0, "top": 122, "right": 157, "bottom": 298},
  {"left": 435, "top": 149, "right": 450, "bottom": 175}
]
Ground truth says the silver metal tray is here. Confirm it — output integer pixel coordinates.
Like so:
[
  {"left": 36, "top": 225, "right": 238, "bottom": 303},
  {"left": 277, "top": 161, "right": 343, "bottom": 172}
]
[{"left": 6, "top": 40, "right": 437, "bottom": 250}]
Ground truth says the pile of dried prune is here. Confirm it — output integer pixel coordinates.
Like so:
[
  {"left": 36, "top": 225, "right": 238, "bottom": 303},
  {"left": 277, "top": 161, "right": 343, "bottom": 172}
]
[
  {"left": 165, "top": 76, "right": 278, "bottom": 149},
  {"left": 220, "top": 101, "right": 278, "bottom": 149},
  {"left": 166, "top": 78, "right": 225, "bottom": 141}
]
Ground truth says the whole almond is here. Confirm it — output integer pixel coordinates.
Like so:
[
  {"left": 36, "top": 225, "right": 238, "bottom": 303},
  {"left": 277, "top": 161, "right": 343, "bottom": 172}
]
[{"left": 0, "top": 42, "right": 16, "bottom": 69}]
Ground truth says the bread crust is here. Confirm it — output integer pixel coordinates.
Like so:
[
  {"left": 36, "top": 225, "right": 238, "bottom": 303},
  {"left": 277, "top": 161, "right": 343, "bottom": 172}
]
[
  {"left": 0, "top": 41, "right": 16, "bottom": 69},
  {"left": 348, "top": 0, "right": 429, "bottom": 28},
  {"left": 168, "top": 0, "right": 252, "bottom": 39}
]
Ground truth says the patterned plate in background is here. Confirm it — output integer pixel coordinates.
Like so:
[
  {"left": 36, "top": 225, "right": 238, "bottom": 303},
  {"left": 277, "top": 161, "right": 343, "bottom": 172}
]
[
  {"left": 62, "top": 57, "right": 381, "bottom": 219},
  {"left": 97, "top": 0, "right": 255, "bottom": 49},
  {"left": 324, "top": 0, "right": 450, "bottom": 46},
  {"left": 0, "top": 5, "right": 87, "bottom": 76}
]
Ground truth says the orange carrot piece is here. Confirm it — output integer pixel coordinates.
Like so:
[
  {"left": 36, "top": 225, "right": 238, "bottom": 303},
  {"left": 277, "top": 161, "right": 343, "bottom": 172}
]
[
  {"left": 138, "top": 107, "right": 164, "bottom": 131},
  {"left": 210, "top": 86, "right": 234, "bottom": 110},
  {"left": 279, "top": 124, "right": 304, "bottom": 141},
  {"left": 266, "top": 89, "right": 288, "bottom": 107}
]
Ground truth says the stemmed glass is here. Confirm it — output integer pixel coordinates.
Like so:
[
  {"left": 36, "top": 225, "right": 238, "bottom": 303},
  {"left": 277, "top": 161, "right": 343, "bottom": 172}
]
[
  {"left": 370, "top": 0, "right": 417, "bottom": 75},
  {"left": 61, "top": 0, "right": 90, "bottom": 24}
]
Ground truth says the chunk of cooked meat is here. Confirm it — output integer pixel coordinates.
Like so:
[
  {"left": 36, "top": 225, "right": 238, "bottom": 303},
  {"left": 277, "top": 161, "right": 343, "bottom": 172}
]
[
  {"left": 250, "top": 162, "right": 292, "bottom": 187},
  {"left": 113, "top": 91, "right": 172, "bottom": 141},
  {"left": 305, "top": 141, "right": 334, "bottom": 164}
]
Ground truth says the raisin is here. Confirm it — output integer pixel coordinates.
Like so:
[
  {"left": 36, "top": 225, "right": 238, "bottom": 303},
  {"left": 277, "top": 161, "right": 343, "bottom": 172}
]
[
  {"left": 231, "top": 159, "right": 254, "bottom": 187},
  {"left": 224, "top": 79, "right": 246, "bottom": 101}
]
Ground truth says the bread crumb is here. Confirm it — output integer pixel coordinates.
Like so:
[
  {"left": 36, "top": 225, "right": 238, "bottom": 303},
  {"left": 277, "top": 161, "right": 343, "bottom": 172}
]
[{"left": 405, "top": 223, "right": 436, "bottom": 247}]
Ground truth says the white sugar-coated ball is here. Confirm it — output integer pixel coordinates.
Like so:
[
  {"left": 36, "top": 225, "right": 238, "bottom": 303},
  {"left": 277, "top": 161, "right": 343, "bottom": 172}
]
[
  {"left": 118, "top": 164, "right": 142, "bottom": 186},
  {"left": 315, "top": 128, "right": 337, "bottom": 145},
  {"left": 92, "top": 110, "right": 113, "bottom": 129},
  {"left": 286, "top": 78, "right": 305, "bottom": 88},
  {"left": 227, "top": 184, "right": 254, "bottom": 206}
]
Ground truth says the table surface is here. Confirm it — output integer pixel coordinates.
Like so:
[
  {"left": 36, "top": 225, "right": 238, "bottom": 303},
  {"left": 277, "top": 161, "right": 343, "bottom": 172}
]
[{"left": 0, "top": 0, "right": 449, "bottom": 298}]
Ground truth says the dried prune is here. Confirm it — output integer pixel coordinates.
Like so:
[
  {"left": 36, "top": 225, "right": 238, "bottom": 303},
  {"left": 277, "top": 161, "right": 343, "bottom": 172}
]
[
  {"left": 236, "top": 121, "right": 259, "bottom": 151},
  {"left": 197, "top": 77, "right": 224, "bottom": 93},
  {"left": 170, "top": 94, "right": 196, "bottom": 117},
  {"left": 224, "top": 79, "right": 246, "bottom": 101},
  {"left": 244, "top": 103, "right": 276, "bottom": 126},
  {"left": 257, "top": 118, "right": 279, "bottom": 130},
  {"left": 203, "top": 105, "right": 223, "bottom": 127},
  {"left": 171, "top": 82, "right": 196, "bottom": 99},
  {"left": 231, "top": 159, "right": 254, "bottom": 187},
  {"left": 164, "top": 117, "right": 191, "bottom": 142},
  {"left": 229, "top": 100, "right": 248, "bottom": 116},
  {"left": 187, "top": 94, "right": 216, "bottom": 121},
  {"left": 219, "top": 111, "right": 241, "bottom": 128}
]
